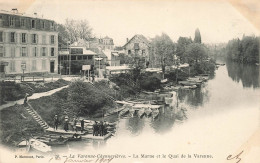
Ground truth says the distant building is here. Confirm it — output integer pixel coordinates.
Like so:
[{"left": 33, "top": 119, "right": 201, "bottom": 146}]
[
  {"left": 58, "top": 39, "right": 96, "bottom": 75},
  {"left": 123, "top": 34, "right": 151, "bottom": 67},
  {"left": 0, "top": 9, "right": 58, "bottom": 77},
  {"left": 103, "top": 50, "right": 120, "bottom": 66},
  {"left": 87, "top": 36, "right": 114, "bottom": 50}
]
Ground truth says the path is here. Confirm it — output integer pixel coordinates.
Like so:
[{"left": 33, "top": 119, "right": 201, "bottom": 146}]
[{"left": 0, "top": 85, "right": 69, "bottom": 110}]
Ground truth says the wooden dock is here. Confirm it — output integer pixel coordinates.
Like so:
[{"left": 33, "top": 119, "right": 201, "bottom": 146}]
[{"left": 81, "top": 133, "right": 113, "bottom": 140}]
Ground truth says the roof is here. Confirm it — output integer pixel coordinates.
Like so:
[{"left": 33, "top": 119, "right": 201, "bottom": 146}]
[
  {"left": 123, "top": 34, "right": 151, "bottom": 48},
  {"left": 70, "top": 39, "right": 87, "bottom": 47},
  {"left": 102, "top": 50, "right": 119, "bottom": 60},
  {"left": 106, "top": 66, "right": 131, "bottom": 71}
]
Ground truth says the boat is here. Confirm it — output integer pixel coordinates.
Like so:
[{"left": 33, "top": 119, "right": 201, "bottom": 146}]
[
  {"left": 68, "top": 134, "right": 82, "bottom": 141},
  {"left": 16, "top": 140, "right": 30, "bottom": 153},
  {"left": 144, "top": 107, "right": 152, "bottom": 116},
  {"left": 81, "top": 132, "right": 113, "bottom": 140},
  {"left": 151, "top": 109, "right": 159, "bottom": 119},
  {"left": 182, "top": 85, "right": 197, "bottom": 89},
  {"left": 179, "top": 81, "right": 200, "bottom": 86},
  {"left": 137, "top": 107, "right": 145, "bottom": 118},
  {"left": 29, "top": 138, "right": 52, "bottom": 153},
  {"left": 119, "top": 107, "right": 129, "bottom": 116}
]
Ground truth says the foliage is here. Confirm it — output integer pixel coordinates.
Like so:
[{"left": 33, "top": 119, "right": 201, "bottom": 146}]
[
  {"left": 224, "top": 36, "right": 259, "bottom": 63},
  {"left": 151, "top": 33, "right": 175, "bottom": 77},
  {"left": 176, "top": 37, "right": 193, "bottom": 61},
  {"left": 194, "top": 28, "right": 202, "bottom": 43},
  {"left": 118, "top": 53, "right": 133, "bottom": 65},
  {"left": 184, "top": 43, "right": 208, "bottom": 65},
  {"left": 57, "top": 19, "right": 93, "bottom": 47},
  {"left": 140, "top": 73, "right": 161, "bottom": 91}
]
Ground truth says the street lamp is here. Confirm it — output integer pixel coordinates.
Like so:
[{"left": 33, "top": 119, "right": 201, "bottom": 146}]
[{"left": 94, "top": 57, "right": 103, "bottom": 78}]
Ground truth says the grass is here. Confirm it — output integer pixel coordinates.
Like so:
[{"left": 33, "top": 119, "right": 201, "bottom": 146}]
[{"left": 0, "top": 105, "right": 43, "bottom": 147}]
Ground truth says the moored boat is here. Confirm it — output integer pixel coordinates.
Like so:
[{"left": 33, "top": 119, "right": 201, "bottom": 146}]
[
  {"left": 144, "top": 107, "right": 152, "bottom": 116},
  {"left": 137, "top": 108, "right": 145, "bottom": 118},
  {"left": 151, "top": 109, "right": 159, "bottom": 119},
  {"left": 16, "top": 140, "right": 30, "bottom": 153},
  {"left": 29, "top": 138, "right": 52, "bottom": 153}
]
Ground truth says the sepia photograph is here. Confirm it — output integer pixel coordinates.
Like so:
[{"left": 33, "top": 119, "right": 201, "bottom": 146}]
[{"left": 0, "top": 0, "right": 259, "bottom": 162}]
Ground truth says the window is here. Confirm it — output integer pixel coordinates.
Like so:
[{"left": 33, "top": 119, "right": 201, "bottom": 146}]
[
  {"left": 0, "top": 31, "right": 3, "bottom": 42},
  {"left": 10, "top": 61, "right": 15, "bottom": 72},
  {"left": 10, "top": 32, "right": 15, "bottom": 42},
  {"left": 0, "top": 16, "right": 3, "bottom": 26},
  {"left": 134, "top": 43, "right": 139, "bottom": 50},
  {"left": 21, "top": 62, "right": 26, "bottom": 71},
  {"left": 51, "top": 35, "right": 55, "bottom": 44},
  {"left": 142, "top": 49, "right": 145, "bottom": 55},
  {"left": 10, "top": 17, "right": 15, "bottom": 26},
  {"left": 32, "top": 60, "right": 36, "bottom": 71},
  {"left": 33, "top": 47, "right": 37, "bottom": 57},
  {"left": 42, "top": 47, "right": 46, "bottom": 56},
  {"left": 128, "top": 50, "right": 131, "bottom": 55},
  {"left": 22, "top": 33, "right": 26, "bottom": 43},
  {"left": 42, "top": 35, "right": 46, "bottom": 44},
  {"left": 32, "top": 34, "right": 37, "bottom": 43},
  {"left": 50, "top": 22, "right": 54, "bottom": 29},
  {"left": 31, "top": 19, "right": 35, "bottom": 28},
  {"left": 135, "top": 49, "right": 139, "bottom": 54},
  {"left": 0, "top": 46, "right": 4, "bottom": 57},
  {"left": 41, "top": 21, "right": 45, "bottom": 29},
  {"left": 88, "top": 56, "right": 93, "bottom": 60},
  {"left": 42, "top": 60, "right": 46, "bottom": 70},
  {"left": 22, "top": 47, "right": 27, "bottom": 57},
  {"left": 20, "top": 19, "right": 25, "bottom": 27},
  {"left": 51, "top": 47, "right": 55, "bottom": 56},
  {"left": 11, "top": 47, "right": 15, "bottom": 57}
]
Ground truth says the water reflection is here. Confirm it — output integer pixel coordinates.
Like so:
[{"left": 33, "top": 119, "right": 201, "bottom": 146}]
[{"left": 226, "top": 60, "right": 259, "bottom": 88}]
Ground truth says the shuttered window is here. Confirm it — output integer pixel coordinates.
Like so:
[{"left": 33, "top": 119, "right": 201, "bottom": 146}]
[
  {"left": 10, "top": 17, "right": 15, "bottom": 26},
  {"left": 21, "top": 47, "right": 27, "bottom": 57},
  {"left": 42, "top": 60, "right": 46, "bottom": 70},
  {"left": 42, "top": 35, "right": 46, "bottom": 44},
  {"left": 31, "top": 19, "right": 35, "bottom": 28},
  {"left": 32, "top": 34, "right": 37, "bottom": 44},
  {"left": 20, "top": 18, "right": 25, "bottom": 27},
  {"left": 51, "top": 35, "right": 55, "bottom": 44},
  {"left": 9, "top": 61, "right": 15, "bottom": 72},
  {"left": 33, "top": 47, "right": 37, "bottom": 57},
  {"left": 22, "top": 33, "right": 26, "bottom": 43},
  {"left": 10, "top": 32, "right": 15, "bottom": 42},
  {"left": 0, "top": 31, "right": 3, "bottom": 42},
  {"left": 51, "top": 47, "right": 55, "bottom": 56},
  {"left": 42, "top": 47, "right": 46, "bottom": 56},
  {"left": 32, "top": 60, "right": 36, "bottom": 71},
  {"left": 11, "top": 47, "right": 15, "bottom": 57},
  {"left": 0, "top": 46, "right": 4, "bottom": 57}
]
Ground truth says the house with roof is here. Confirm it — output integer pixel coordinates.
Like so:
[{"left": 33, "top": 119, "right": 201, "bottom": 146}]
[
  {"left": 122, "top": 34, "right": 151, "bottom": 67},
  {"left": 58, "top": 39, "right": 97, "bottom": 75},
  {"left": 102, "top": 50, "right": 120, "bottom": 66}
]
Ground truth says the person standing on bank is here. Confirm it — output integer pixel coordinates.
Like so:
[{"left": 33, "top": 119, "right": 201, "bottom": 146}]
[
  {"left": 23, "top": 93, "right": 29, "bottom": 106},
  {"left": 93, "top": 121, "right": 97, "bottom": 136},
  {"left": 54, "top": 115, "right": 59, "bottom": 130},
  {"left": 81, "top": 119, "right": 84, "bottom": 133},
  {"left": 64, "top": 116, "right": 69, "bottom": 132}
]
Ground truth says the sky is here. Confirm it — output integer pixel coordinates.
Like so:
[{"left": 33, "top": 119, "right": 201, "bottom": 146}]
[{"left": 0, "top": 0, "right": 259, "bottom": 46}]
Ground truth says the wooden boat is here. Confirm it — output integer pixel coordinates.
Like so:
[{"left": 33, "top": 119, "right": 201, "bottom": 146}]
[
  {"left": 68, "top": 134, "right": 82, "bottom": 141},
  {"left": 179, "top": 81, "right": 199, "bottom": 86},
  {"left": 29, "top": 138, "right": 52, "bottom": 153},
  {"left": 182, "top": 85, "right": 197, "bottom": 89},
  {"left": 119, "top": 107, "right": 129, "bottom": 116},
  {"left": 16, "top": 140, "right": 30, "bottom": 153},
  {"left": 144, "top": 108, "right": 152, "bottom": 116},
  {"left": 81, "top": 132, "right": 113, "bottom": 140},
  {"left": 137, "top": 108, "right": 145, "bottom": 118}
]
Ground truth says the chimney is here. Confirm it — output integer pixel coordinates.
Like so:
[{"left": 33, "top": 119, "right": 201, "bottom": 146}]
[
  {"left": 11, "top": 8, "right": 18, "bottom": 13},
  {"left": 126, "top": 38, "right": 129, "bottom": 43},
  {"left": 34, "top": 12, "right": 37, "bottom": 17}
]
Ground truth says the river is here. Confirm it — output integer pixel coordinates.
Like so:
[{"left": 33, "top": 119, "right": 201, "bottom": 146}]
[{"left": 56, "top": 60, "right": 259, "bottom": 163}]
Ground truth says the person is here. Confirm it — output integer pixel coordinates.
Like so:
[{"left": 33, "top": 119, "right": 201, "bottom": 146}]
[
  {"left": 103, "top": 121, "right": 108, "bottom": 135},
  {"left": 93, "top": 121, "right": 97, "bottom": 136},
  {"left": 92, "top": 74, "right": 95, "bottom": 83},
  {"left": 23, "top": 93, "right": 29, "bottom": 105},
  {"left": 64, "top": 116, "right": 69, "bottom": 132},
  {"left": 99, "top": 121, "right": 104, "bottom": 136},
  {"left": 80, "top": 119, "right": 84, "bottom": 133},
  {"left": 53, "top": 115, "right": 59, "bottom": 130},
  {"left": 73, "top": 117, "right": 78, "bottom": 132}
]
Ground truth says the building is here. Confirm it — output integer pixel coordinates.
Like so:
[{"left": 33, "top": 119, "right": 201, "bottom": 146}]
[
  {"left": 0, "top": 9, "right": 58, "bottom": 77},
  {"left": 123, "top": 34, "right": 151, "bottom": 67},
  {"left": 58, "top": 39, "right": 97, "bottom": 75},
  {"left": 87, "top": 36, "right": 114, "bottom": 50},
  {"left": 102, "top": 50, "right": 120, "bottom": 66}
]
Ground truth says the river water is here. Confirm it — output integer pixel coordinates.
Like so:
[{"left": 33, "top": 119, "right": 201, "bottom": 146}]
[
  {"left": 56, "top": 60, "right": 259, "bottom": 163},
  {"left": 3, "top": 60, "right": 258, "bottom": 163}
]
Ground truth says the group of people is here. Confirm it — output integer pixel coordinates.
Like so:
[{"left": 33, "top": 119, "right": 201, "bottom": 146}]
[
  {"left": 93, "top": 121, "right": 108, "bottom": 136},
  {"left": 53, "top": 115, "right": 85, "bottom": 133}
]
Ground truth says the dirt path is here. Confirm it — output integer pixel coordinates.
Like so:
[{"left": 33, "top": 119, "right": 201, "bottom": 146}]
[{"left": 0, "top": 85, "right": 69, "bottom": 110}]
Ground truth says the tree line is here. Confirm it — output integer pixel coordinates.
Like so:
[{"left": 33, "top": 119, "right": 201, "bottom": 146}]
[{"left": 224, "top": 35, "right": 259, "bottom": 64}]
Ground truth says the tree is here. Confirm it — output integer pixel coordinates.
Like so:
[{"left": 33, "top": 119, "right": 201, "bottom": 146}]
[
  {"left": 194, "top": 28, "right": 202, "bottom": 43},
  {"left": 184, "top": 43, "right": 208, "bottom": 65},
  {"left": 176, "top": 37, "right": 193, "bottom": 61},
  {"left": 57, "top": 24, "right": 70, "bottom": 48},
  {"left": 151, "top": 33, "right": 175, "bottom": 78}
]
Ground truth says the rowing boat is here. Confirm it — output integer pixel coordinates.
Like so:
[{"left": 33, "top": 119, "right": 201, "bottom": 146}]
[{"left": 29, "top": 138, "right": 52, "bottom": 153}]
